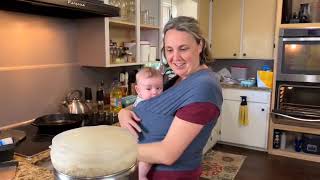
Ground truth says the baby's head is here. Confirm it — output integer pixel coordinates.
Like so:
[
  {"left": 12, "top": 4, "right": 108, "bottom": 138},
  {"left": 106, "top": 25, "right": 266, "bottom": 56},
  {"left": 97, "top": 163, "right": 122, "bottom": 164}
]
[{"left": 135, "top": 67, "right": 163, "bottom": 100}]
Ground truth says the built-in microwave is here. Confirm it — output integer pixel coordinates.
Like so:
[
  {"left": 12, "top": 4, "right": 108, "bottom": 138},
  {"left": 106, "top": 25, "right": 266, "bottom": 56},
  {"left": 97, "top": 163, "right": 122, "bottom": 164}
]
[{"left": 277, "top": 28, "right": 320, "bottom": 83}]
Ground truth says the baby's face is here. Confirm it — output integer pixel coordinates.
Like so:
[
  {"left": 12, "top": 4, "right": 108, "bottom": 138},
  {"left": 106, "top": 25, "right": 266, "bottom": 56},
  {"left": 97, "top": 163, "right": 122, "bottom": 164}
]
[{"left": 135, "top": 77, "right": 163, "bottom": 100}]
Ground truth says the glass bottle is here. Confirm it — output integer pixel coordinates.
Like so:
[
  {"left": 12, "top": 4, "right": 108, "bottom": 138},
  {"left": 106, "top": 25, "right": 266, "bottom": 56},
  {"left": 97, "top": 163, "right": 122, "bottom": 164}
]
[
  {"left": 96, "top": 81, "right": 105, "bottom": 114},
  {"left": 110, "top": 80, "right": 123, "bottom": 114},
  {"left": 84, "top": 87, "right": 94, "bottom": 113}
]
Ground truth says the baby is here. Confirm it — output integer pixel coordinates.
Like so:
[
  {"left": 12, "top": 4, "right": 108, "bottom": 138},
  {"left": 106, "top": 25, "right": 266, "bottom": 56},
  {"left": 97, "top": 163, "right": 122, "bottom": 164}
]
[
  {"left": 133, "top": 67, "right": 163, "bottom": 107},
  {"left": 133, "top": 67, "right": 163, "bottom": 180}
]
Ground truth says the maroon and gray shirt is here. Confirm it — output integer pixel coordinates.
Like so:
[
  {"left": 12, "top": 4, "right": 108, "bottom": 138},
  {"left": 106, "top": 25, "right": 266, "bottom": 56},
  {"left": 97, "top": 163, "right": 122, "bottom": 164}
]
[{"left": 133, "top": 69, "right": 223, "bottom": 180}]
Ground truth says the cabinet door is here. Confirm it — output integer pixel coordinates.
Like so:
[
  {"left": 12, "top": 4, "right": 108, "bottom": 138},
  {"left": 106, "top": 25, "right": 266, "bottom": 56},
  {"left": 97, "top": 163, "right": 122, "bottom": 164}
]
[
  {"left": 198, "top": 0, "right": 214, "bottom": 59},
  {"left": 203, "top": 116, "right": 222, "bottom": 154},
  {"left": 242, "top": 0, "right": 276, "bottom": 59},
  {"left": 221, "top": 100, "right": 269, "bottom": 149},
  {"left": 198, "top": 0, "right": 210, "bottom": 41},
  {"left": 212, "top": 0, "right": 241, "bottom": 59}
]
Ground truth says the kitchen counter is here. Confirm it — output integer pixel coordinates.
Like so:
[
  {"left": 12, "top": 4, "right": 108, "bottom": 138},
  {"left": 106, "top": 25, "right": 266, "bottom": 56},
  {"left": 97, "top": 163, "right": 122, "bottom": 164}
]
[
  {"left": 221, "top": 83, "right": 272, "bottom": 92},
  {"left": 14, "top": 150, "right": 53, "bottom": 180}
]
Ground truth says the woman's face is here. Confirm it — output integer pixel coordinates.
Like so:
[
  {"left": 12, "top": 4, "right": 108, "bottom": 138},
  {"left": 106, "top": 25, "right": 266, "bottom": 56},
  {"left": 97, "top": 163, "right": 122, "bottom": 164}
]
[{"left": 164, "top": 29, "right": 203, "bottom": 79}]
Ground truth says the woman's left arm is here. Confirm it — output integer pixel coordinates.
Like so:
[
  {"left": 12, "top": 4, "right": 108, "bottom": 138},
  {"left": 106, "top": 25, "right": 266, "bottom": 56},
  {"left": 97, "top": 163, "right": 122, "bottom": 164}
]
[{"left": 137, "top": 116, "right": 203, "bottom": 165}]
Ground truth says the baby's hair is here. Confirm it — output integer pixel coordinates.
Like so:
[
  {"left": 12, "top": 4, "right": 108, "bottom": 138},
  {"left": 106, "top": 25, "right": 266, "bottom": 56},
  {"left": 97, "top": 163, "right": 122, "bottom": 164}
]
[{"left": 136, "top": 67, "right": 163, "bottom": 84}]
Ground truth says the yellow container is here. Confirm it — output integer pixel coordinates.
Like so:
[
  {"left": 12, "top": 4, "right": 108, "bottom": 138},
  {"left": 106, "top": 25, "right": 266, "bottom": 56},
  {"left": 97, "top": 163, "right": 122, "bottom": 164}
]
[{"left": 257, "top": 70, "right": 273, "bottom": 89}]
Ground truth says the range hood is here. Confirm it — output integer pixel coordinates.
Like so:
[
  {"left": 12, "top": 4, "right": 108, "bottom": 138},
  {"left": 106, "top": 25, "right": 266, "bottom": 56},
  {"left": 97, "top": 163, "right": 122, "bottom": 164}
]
[{"left": 0, "top": 0, "right": 120, "bottom": 18}]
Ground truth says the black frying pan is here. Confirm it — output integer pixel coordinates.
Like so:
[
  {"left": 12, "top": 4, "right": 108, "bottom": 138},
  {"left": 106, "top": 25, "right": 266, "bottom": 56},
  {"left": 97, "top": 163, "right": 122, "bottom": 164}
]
[{"left": 32, "top": 114, "right": 84, "bottom": 135}]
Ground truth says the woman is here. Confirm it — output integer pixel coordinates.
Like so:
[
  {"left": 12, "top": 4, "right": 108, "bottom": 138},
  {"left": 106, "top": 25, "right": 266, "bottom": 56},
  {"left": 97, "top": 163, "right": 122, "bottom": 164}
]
[{"left": 119, "top": 16, "right": 223, "bottom": 180}]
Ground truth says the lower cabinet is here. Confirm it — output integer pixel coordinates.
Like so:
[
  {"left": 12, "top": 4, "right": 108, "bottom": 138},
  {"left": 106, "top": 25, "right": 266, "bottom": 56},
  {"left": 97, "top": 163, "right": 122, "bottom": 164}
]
[
  {"left": 220, "top": 88, "right": 271, "bottom": 150},
  {"left": 203, "top": 117, "right": 221, "bottom": 154}
]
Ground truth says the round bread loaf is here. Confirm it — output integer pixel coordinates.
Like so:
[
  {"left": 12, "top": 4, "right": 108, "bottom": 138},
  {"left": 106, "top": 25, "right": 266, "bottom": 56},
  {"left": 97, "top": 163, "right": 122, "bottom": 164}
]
[{"left": 50, "top": 125, "right": 137, "bottom": 177}]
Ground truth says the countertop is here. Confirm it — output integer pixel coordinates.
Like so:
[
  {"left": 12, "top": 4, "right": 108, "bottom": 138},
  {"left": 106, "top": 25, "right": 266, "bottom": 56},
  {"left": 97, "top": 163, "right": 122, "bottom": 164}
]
[
  {"left": 221, "top": 83, "right": 272, "bottom": 92},
  {"left": 14, "top": 150, "right": 53, "bottom": 180}
]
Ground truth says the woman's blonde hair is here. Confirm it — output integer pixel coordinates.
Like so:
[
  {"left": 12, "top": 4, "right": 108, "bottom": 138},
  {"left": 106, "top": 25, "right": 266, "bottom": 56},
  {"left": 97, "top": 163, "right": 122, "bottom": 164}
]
[{"left": 162, "top": 16, "right": 209, "bottom": 65}]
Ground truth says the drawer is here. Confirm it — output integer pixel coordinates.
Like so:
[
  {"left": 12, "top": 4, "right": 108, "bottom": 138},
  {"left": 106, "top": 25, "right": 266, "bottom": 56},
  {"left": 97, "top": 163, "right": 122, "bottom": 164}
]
[{"left": 222, "top": 88, "right": 271, "bottom": 104}]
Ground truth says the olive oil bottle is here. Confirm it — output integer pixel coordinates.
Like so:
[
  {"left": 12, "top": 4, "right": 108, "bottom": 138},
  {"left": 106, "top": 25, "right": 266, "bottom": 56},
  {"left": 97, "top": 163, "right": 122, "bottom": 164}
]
[{"left": 110, "top": 80, "right": 123, "bottom": 113}]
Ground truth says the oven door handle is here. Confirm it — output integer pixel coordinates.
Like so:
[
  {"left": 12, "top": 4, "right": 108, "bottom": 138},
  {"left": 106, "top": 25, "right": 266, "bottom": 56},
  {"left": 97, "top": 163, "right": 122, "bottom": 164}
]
[
  {"left": 282, "top": 37, "right": 320, "bottom": 41},
  {"left": 271, "top": 112, "right": 320, "bottom": 122}
]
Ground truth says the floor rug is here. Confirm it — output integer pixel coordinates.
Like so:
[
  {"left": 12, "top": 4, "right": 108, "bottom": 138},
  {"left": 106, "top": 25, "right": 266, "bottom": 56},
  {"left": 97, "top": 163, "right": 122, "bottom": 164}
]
[{"left": 201, "top": 150, "right": 246, "bottom": 180}]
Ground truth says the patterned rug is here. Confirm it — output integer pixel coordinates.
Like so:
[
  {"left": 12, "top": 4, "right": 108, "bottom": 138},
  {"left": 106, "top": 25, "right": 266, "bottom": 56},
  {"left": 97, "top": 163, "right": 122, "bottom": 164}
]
[{"left": 201, "top": 151, "right": 246, "bottom": 180}]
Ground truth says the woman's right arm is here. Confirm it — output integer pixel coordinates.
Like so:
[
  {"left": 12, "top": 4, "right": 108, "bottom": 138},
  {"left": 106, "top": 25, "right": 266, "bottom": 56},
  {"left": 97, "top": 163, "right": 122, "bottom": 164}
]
[{"left": 118, "top": 108, "right": 142, "bottom": 138}]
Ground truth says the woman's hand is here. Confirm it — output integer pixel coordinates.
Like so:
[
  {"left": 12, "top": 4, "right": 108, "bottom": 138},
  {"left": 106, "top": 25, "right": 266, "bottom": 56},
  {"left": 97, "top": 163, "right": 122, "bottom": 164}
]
[{"left": 118, "top": 108, "right": 141, "bottom": 138}]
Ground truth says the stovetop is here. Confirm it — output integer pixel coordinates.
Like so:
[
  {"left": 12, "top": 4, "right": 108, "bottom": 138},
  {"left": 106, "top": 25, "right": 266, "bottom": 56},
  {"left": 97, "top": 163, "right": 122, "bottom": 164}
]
[
  {"left": 13, "top": 125, "right": 54, "bottom": 158},
  {"left": 11, "top": 115, "right": 119, "bottom": 158}
]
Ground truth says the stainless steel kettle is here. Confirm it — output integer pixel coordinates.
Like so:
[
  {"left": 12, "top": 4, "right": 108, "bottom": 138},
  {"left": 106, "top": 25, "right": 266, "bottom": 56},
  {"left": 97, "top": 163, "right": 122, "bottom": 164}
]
[{"left": 62, "top": 90, "right": 87, "bottom": 114}]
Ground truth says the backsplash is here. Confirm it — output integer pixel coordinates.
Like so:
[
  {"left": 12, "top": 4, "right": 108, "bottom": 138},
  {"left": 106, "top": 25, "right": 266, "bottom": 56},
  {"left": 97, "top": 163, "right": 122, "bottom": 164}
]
[
  {"left": 209, "top": 59, "right": 274, "bottom": 78},
  {"left": 0, "top": 10, "right": 139, "bottom": 127}
]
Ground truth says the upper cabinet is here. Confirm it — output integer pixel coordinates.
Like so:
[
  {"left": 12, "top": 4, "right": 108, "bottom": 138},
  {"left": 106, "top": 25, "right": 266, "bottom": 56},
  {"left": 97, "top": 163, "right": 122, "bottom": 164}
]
[
  {"left": 212, "top": 0, "right": 241, "bottom": 59},
  {"left": 197, "top": 0, "right": 212, "bottom": 59},
  {"left": 211, "top": 0, "right": 276, "bottom": 60},
  {"left": 77, "top": 0, "right": 161, "bottom": 67}
]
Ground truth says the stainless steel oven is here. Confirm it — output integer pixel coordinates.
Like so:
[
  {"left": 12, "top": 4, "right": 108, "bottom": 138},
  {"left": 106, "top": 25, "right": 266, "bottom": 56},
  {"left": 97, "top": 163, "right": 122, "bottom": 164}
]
[
  {"left": 272, "top": 82, "right": 320, "bottom": 123},
  {"left": 277, "top": 28, "right": 320, "bottom": 83}
]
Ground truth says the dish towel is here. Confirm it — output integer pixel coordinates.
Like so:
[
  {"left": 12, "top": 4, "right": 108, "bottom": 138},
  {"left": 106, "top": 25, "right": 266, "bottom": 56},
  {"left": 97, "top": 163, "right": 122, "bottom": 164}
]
[{"left": 239, "top": 96, "right": 248, "bottom": 126}]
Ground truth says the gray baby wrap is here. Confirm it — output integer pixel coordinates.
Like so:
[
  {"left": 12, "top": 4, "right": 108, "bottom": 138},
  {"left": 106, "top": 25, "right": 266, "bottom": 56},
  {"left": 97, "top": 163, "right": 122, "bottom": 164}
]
[{"left": 134, "top": 69, "right": 223, "bottom": 171}]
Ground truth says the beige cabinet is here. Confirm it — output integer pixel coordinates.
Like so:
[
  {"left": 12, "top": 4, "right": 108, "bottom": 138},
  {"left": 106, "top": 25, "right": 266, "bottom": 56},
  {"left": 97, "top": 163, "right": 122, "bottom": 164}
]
[
  {"left": 198, "top": 0, "right": 213, "bottom": 59},
  {"left": 212, "top": 0, "right": 241, "bottom": 59},
  {"left": 198, "top": 0, "right": 210, "bottom": 41},
  {"left": 212, "top": 0, "right": 276, "bottom": 59}
]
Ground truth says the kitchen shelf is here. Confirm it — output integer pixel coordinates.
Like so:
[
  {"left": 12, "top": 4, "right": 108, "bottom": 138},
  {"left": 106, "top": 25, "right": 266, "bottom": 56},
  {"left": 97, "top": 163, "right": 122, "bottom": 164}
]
[
  {"left": 109, "top": 19, "right": 160, "bottom": 31},
  {"left": 78, "top": 0, "right": 161, "bottom": 68},
  {"left": 108, "top": 62, "right": 145, "bottom": 67},
  {"left": 270, "top": 145, "right": 320, "bottom": 163},
  {"left": 268, "top": 119, "right": 320, "bottom": 162},
  {"left": 141, "top": 24, "right": 160, "bottom": 30},
  {"left": 108, "top": 63, "right": 145, "bottom": 67},
  {"left": 279, "top": 23, "right": 320, "bottom": 29},
  {"left": 109, "top": 19, "right": 136, "bottom": 29},
  {"left": 272, "top": 122, "right": 320, "bottom": 135}
]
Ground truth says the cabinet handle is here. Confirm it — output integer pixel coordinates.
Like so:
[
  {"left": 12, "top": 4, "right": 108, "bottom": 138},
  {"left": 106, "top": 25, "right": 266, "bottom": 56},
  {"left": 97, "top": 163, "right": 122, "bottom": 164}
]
[
  {"left": 233, "top": 53, "right": 237, "bottom": 56},
  {"left": 243, "top": 53, "right": 246, "bottom": 56},
  {"left": 261, "top": 108, "right": 265, "bottom": 111}
]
